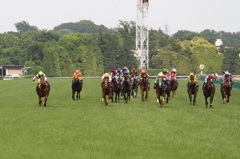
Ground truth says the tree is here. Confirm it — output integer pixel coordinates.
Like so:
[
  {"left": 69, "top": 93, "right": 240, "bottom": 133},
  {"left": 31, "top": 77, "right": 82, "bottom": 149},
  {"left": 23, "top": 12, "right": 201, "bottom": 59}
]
[{"left": 14, "top": 21, "right": 38, "bottom": 32}]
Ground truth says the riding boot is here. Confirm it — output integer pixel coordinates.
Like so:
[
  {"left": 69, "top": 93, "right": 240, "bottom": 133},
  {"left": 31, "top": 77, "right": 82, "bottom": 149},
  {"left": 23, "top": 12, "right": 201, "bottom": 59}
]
[
  {"left": 154, "top": 83, "right": 156, "bottom": 89},
  {"left": 110, "top": 82, "right": 113, "bottom": 88},
  {"left": 202, "top": 82, "right": 206, "bottom": 90}
]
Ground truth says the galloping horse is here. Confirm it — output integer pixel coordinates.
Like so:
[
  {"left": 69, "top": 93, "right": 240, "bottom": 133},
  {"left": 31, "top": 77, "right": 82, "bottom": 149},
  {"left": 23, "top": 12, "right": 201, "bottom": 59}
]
[
  {"left": 131, "top": 75, "right": 138, "bottom": 98},
  {"left": 139, "top": 74, "right": 150, "bottom": 101},
  {"left": 156, "top": 77, "right": 166, "bottom": 107},
  {"left": 165, "top": 80, "right": 171, "bottom": 103},
  {"left": 187, "top": 75, "right": 199, "bottom": 105},
  {"left": 111, "top": 76, "right": 121, "bottom": 103},
  {"left": 221, "top": 77, "right": 231, "bottom": 105},
  {"left": 122, "top": 74, "right": 131, "bottom": 103},
  {"left": 101, "top": 77, "right": 112, "bottom": 105},
  {"left": 170, "top": 76, "right": 178, "bottom": 99},
  {"left": 72, "top": 78, "right": 82, "bottom": 100},
  {"left": 36, "top": 75, "right": 50, "bottom": 106},
  {"left": 203, "top": 78, "right": 215, "bottom": 108}
]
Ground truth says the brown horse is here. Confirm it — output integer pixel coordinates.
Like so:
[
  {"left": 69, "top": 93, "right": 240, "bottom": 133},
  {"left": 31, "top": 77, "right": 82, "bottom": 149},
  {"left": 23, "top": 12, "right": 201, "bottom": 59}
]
[
  {"left": 72, "top": 78, "right": 82, "bottom": 100},
  {"left": 111, "top": 77, "right": 121, "bottom": 103},
  {"left": 187, "top": 75, "right": 199, "bottom": 105},
  {"left": 131, "top": 75, "right": 138, "bottom": 98},
  {"left": 170, "top": 77, "right": 178, "bottom": 99},
  {"left": 36, "top": 76, "right": 50, "bottom": 106},
  {"left": 139, "top": 74, "right": 150, "bottom": 101},
  {"left": 203, "top": 78, "right": 215, "bottom": 108},
  {"left": 101, "top": 77, "right": 112, "bottom": 105},
  {"left": 156, "top": 77, "right": 165, "bottom": 107},
  {"left": 164, "top": 80, "right": 171, "bottom": 103},
  {"left": 122, "top": 74, "right": 131, "bottom": 103},
  {"left": 221, "top": 78, "right": 231, "bottom": 105}
]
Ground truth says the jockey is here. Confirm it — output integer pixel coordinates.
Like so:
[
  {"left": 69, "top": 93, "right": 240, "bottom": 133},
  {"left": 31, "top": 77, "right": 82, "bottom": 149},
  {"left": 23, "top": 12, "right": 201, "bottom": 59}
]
[
  {"left": 122, "top": 66, "right": 130, "bottom": 74},
  {"left": 202, "top": 73, "right": 218, "bottom": 89},
  {"left": 162, "top": 68, "right": 170, "bottom": 86},
  {"left": 154, "top": 72, "right": 163, "bottom": 89},
  {"left": 121, "top": 69, "right": 131, "bottom": 86},
  {"left": 101, "top": 73, "right": 113, "bottom": 87},
  {"left": 116, "top": 68, "right": 123, "bottom": 82},
  {"left": 138, "top": 70, "right": 150, "bottom": 86},
  {"left": 72, "top": 70, "right": 84, "bottom": 83},
  {"left": 170, "top": 68, "right": 178, "bottom": 85},
  {"left": 222, "top": 70, "right": 233, "bottom": 87},
  {"left": 187, "top": 72, "right": 198, "bottom": 87},
  {"left": 110, "top": 69, "right": 120, "bottom": 84},
  {"left": 33, "top": 71, "right": 50, "bottom": 87},
  {"left": 130, "top": 68, "right": 138, "bottom": 84}
]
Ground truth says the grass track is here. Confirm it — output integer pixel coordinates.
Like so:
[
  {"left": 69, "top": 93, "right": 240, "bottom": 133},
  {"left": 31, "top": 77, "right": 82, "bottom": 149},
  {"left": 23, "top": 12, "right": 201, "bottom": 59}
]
[{"left": 0, "top": 79, "right": 239, "bottom": 159}]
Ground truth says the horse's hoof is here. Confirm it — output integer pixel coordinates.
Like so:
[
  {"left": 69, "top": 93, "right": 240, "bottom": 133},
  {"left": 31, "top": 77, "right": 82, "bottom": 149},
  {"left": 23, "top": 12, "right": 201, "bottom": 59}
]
[{"left": 228, "top": 103, "right": 230, "bottom": 105}]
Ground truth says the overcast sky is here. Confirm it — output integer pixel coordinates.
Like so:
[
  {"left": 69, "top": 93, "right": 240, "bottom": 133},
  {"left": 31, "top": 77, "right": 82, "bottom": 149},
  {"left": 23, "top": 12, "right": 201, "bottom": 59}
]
[{"left": 1, "top": 0, "right": 240, "bottom": 34}]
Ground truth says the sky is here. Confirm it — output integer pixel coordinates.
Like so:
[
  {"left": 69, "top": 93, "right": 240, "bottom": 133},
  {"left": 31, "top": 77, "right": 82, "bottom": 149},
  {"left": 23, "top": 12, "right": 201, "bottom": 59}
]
[{"left": 1, "top": 0, "right": 240, "bottom": 35}]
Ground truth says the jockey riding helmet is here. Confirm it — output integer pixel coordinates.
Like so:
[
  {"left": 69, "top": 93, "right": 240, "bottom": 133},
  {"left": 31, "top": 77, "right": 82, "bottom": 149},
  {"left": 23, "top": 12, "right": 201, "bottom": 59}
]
[
  {"left": 172, "top": 68, "right": 177, "bottom": 72},
  {"left": 123, "top": 66, "right": 127, "bottom": 69},
  {"left": 209, "top": 74, "right": 213, "bottom": 79},
  {"left": 104, "top": 73, "right": 109, "bottom": 77},
  {"left": 163, "top": 68, "right": 168, "bottom": 73},
  {"left": 225, "top": 71, "right": 229, "bottom": 74},
  {"left": 117, "top": 68, "right": 121, "bottom": 71},
  {"left": 141, "top": 70, "right": 146, "bottom": 74},
  {"left": 38, "top": 71, "right": 44, "bottom": 75},
  {"left": 189, "top": 72, "right": 194, "bottom": 76},
  {"left": 75, "top": 70, "right": 80, "bottom": 73},
  {"left": 132, "top": 68, "right": 136, "bottom": 71},
  {"left": 158, "top": 72, "right": 163, "bottom": 76}
]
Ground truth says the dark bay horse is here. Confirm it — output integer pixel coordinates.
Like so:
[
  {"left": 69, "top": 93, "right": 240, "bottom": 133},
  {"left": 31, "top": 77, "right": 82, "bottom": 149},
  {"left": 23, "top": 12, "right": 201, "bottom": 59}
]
[
  {"left": 203, "top": 78, "right": 215, "bottom": 108},
  {"left": 187, "top": 75, "right": 199, "bottom": 105},
  {"left": 165, "top": 80, "right": 171, "bottom": 103},
  {"left": 111, "top": 77, "right": 121, "bottom": 103},
  {"left": 131, "top": 75, "right": 138, "bottom": 98},
  {"left": 72, "top": 78, "right": 82, "bottom": 100},
  {"left": 122, "top": 74, "right": 131, "bottom": 103},
  {"left": 156, "top": 77, "right": 165, "bottom": 107},
  {"left": 221, "top": 78, "right": 231, "bottom": 105},
  {"left": 139, "top": 74, "right": 150, "bottom": 101},
  {"left": 170, "top": 77, "right": 178, "bottom": 100},
  {"left": 101, "top": 77, "right": 112, "bottom": 105},
  {"left": 36, "top": 76, "right": 50, "bottom": 106}
]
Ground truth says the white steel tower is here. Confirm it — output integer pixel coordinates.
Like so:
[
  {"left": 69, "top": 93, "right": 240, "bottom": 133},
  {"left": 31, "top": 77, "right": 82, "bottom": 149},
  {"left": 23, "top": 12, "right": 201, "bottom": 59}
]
[{"left": 136, "top": 0, "right": 149, "bottom": 69}]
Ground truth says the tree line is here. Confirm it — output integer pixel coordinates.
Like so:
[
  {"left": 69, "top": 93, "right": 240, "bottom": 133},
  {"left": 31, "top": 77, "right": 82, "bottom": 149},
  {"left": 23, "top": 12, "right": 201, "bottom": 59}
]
[{"left": 0, "top": 20, "right": 240, "bottom": 76}]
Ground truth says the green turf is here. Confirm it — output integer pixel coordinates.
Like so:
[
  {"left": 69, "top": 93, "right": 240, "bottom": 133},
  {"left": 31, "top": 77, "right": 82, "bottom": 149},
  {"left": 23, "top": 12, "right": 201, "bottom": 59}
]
[{"left": 0, "top": 78, "right": 239, "bottom": 159}]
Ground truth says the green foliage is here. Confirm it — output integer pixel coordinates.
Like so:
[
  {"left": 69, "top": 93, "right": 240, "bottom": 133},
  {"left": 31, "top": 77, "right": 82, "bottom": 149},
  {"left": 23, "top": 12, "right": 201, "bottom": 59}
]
[{"left": 14, "top": 21, "right": 38, "bottom": 32}]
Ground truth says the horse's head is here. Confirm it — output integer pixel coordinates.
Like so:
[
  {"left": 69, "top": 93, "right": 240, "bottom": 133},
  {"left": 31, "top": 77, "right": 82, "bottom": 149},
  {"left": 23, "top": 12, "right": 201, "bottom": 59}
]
[
  {"left": 73, "top": 78, "right": 80, "bottom": 83},
  {"left": 103, "top": 77, "right": 109, "bottom": 89},
  {"left": 206, "top": 78, "right": 212, "bottom": 90},
  {"left": 224, "top": 78, "right": 230, "bottom": 88},
  {"left": 190, "top": 75, "right": 195, "bottom": 83}
]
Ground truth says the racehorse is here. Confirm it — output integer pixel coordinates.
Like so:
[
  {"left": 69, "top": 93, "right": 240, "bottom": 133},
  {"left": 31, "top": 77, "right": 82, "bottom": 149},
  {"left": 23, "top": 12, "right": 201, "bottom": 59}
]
[
  {"left": 139, "top": 74, "right": 150, "bottom": 101},
  {"left": 36, "top": 75, "right": 50, "bottom": 106},
  {"left": 72, "top": 78, "right": 82, "bottom": 100},
  {"left": 187, "top": 75, "right": 199, "bottom": 105},
  {"left": 170, "top": 77, "right": 178, "bottom": 99},
  {"left": 122, "top": 74, "right": 131, "bottom": 103},
  {"left": 131, "top": 75, "right": 138, "bottom": 98},
  {"left": 156, "top": 77, "right": 165, "bottom": 107},
  {"left": 165, "top": 80, "right": 171, "bottom": 103},
  {"left": 221, "top": 77, "right": 231, "bottom": 105},
  {"left": 203, "top": 78, "right": 215, "bottom": 108},
  {"left": 111, "top": 77, "right": 121, "bottom": 103},
  {"left": 101, "top": 77, "right": 112, "bottom": 105}
]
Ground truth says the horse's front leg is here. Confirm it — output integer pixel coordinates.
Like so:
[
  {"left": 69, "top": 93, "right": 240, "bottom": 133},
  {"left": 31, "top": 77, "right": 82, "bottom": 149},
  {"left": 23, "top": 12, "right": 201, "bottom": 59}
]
[
  {"left": 205, "top": 97, "right": 208, "bottom": 108},
  {"left": 72, "top": 90, "right": 75, "bottom": 100},
  {"left": 101, "top": 92, "right": 105, "bottom": 104},
  {"left": 38, "top": 96, "right": 42, "bottom": 106},
  {"left": 172, "top": 90, "right": 175, "bottom": 100},
  {"left": 141, "top": 89, "right": 144, "bottom": 101},
  {"left": 193, "top": 93, "right": 197, "bottom": 105},
  {"left": 43, "top": 95, "right": 48, "bottom": 107},
  {"left": 145, "top": 90, "right": 149, "bottom": 101},
  {"left": 188, "top": 92, "right": 192, "bottom": 105}
]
